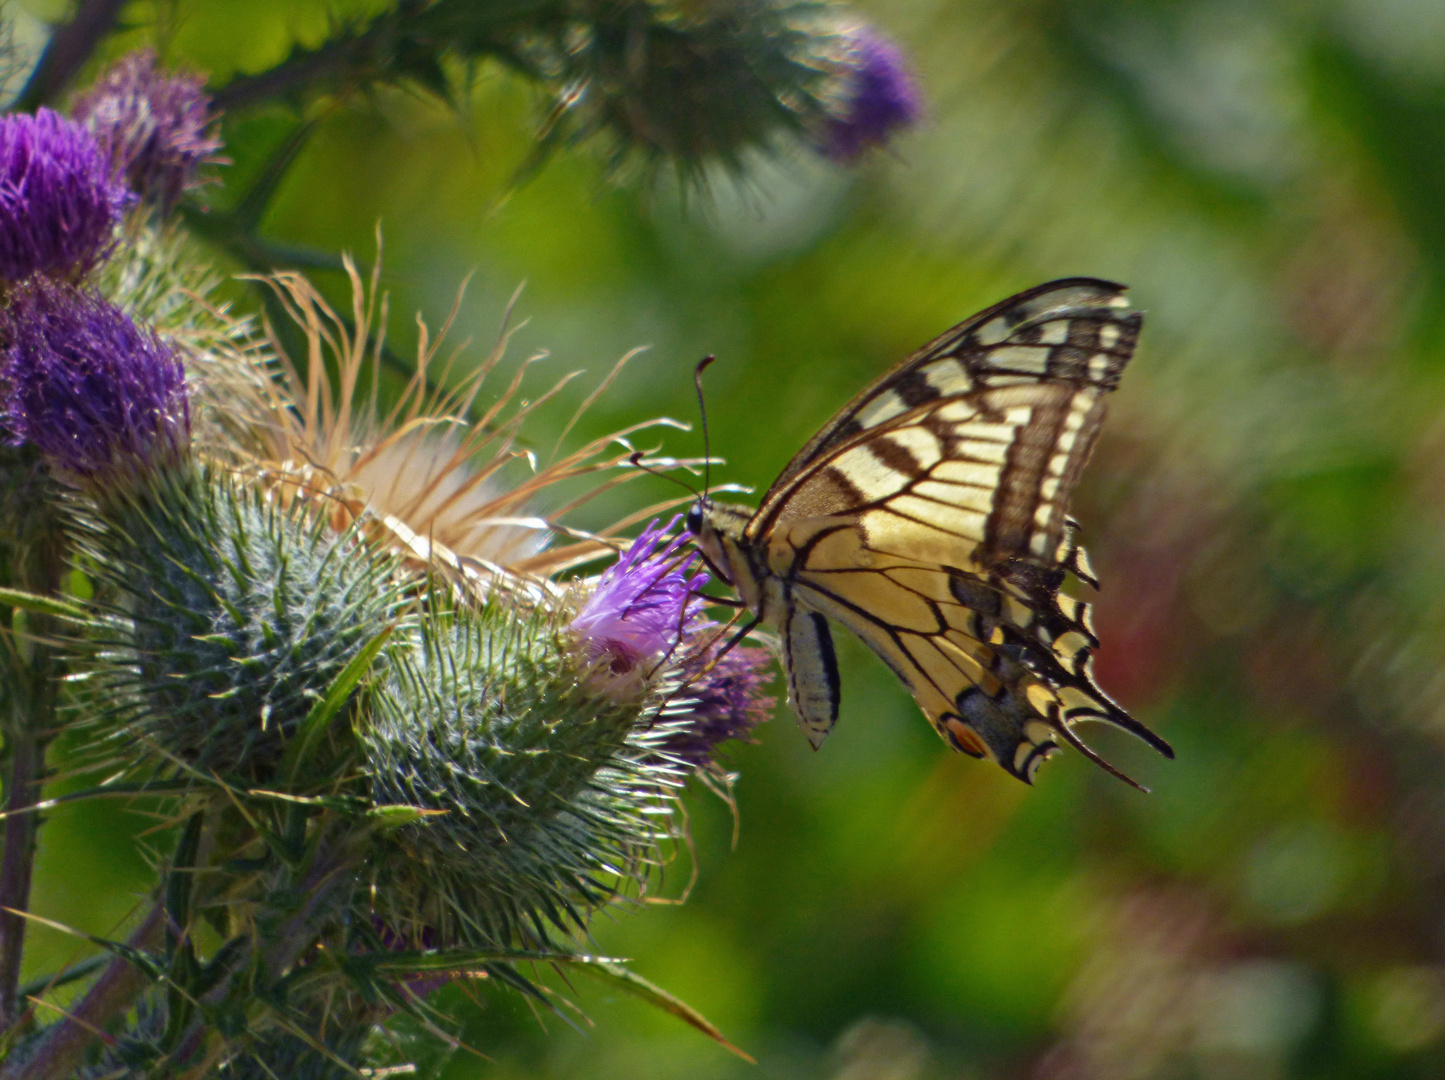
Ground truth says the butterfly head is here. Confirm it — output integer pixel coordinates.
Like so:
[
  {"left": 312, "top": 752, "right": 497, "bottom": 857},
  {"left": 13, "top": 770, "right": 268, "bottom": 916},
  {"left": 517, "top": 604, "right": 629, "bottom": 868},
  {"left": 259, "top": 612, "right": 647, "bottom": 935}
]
[{"left": 685, "top": 498, "right": 756, "bottom": 593}]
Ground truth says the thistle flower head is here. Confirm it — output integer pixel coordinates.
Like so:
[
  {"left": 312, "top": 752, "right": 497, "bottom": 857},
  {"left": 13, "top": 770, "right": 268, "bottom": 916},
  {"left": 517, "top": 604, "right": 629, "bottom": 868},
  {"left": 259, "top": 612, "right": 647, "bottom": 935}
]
[
  {"left": 71, "top": 49, "right": 223, "bottom": 210},
  {"left": 665, "top": 641, "right": 775, "bottom": 768},
  {"left": 361, "top": 596, "right": 688, "bottom": 950},
  {"left": 0, "top": 107, "right": 127, "bottom": 282},
  {"left": 570, "top": 517, "right": 707, "bottom": 677},
  {"left": 1, "top": 279, "right": 189, "bottom": 483},
  {"left": 821, "top": 23, "right": 922, "bottom": 163},
  {"left": 570, "top": 519, "right": 774, "bottom": 764},
  {"left": 216, "top": 258, "right": 695, "bottom": 591}
]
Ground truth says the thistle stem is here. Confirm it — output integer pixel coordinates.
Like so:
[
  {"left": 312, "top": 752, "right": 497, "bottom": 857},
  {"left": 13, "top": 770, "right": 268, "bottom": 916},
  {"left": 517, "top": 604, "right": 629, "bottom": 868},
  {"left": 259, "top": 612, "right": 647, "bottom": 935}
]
[
  {"left": 2, "top": 905, "right": 166, "bottom": 1080},
  {"left": 165, "top": 847, "right": 354, "bottom": 1070},
  {"left": 0, "top": 735, "right": 43, "bottom": 1029},
  {"left": 0, "top": 456, "right": 65, "bottom": 1035},
  {"left": 12, "top": 0, "right": 127, "bottom": 111},
  {"left": 209, "top": 0, "right": 558, "bottom": 112},
  {"left": 210, "top": 35, "right": 375, "bottom": 113}
]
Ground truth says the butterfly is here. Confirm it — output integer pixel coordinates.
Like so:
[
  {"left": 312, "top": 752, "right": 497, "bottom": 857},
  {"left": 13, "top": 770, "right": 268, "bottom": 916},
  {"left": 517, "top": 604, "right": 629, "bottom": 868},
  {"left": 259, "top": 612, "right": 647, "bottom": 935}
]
[{"left": 686, "top": 278, "right": 1172, "bottom": 788}]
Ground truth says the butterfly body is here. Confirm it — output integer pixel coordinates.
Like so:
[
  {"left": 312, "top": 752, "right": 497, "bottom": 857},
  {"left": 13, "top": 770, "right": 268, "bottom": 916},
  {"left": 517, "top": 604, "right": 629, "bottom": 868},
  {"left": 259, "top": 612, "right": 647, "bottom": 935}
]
[{"left": 688, "top": 278, "right": 1173, "bottom": 787}]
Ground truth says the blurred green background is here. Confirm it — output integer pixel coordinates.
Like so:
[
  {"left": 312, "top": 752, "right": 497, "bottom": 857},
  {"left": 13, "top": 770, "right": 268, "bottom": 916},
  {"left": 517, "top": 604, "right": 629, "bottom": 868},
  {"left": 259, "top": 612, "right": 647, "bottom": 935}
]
[{"left": 13, "top": 0, "right": 1445, "bottom": 1076}]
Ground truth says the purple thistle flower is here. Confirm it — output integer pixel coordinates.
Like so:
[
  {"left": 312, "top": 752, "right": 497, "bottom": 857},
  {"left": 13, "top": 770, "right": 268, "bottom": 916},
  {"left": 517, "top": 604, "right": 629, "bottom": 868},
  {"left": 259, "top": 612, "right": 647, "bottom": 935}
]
[
  {"left": 2, "top": 279, "right": 190, "bottom": 481},
  {"left": 571, "top": 517, "right": 775, "bottom": 763},
  {"left": 665, "top": 639, "right": 775, "bottom": 768},
  {"left": 70, "top": 50, "right": 223, "bottom": 211},
  {"left": 571, "top": 516, "right": 708, "bottom": 675},
  {"left": 822, "top": 24, "right": 923, "bottom": 163},
  {"left": 0, "top": 108, "right": 128, "bottom": 282}
]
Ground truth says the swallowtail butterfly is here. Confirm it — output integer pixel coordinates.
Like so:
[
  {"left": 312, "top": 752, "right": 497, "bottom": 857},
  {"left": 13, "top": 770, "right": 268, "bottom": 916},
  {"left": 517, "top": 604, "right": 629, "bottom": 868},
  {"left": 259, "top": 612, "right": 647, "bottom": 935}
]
[{"left": 687, "top": 279, "right": 1172, "bottom": 787}]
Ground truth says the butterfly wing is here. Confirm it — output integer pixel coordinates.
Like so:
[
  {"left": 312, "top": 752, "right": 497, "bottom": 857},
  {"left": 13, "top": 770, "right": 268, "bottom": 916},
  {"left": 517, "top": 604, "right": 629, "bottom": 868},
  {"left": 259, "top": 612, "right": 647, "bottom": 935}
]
[
  {"left": 746, "top": 278, "right": 1171, "bottom": 785},
  {"left": 758, "top": 277, "right": 1136, "bottom": 513}
]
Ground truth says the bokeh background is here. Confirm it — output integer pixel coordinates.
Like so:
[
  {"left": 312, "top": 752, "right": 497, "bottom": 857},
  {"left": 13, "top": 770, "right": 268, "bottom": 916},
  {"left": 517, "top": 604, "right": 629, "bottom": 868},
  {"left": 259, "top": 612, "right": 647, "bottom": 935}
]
[{"left": 10, "top": 0, "right": 1445, "bottom": 1076}]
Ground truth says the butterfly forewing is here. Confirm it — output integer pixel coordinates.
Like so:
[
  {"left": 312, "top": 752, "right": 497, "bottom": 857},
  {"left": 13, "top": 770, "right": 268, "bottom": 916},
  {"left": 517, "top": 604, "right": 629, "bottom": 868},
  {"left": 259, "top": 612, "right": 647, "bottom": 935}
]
[
  {"left": 756, "top": 278, "right": 1136, "bottom": 512},
  {"left": 702, "top": 278, "right": 1171, "bottom": 787}
]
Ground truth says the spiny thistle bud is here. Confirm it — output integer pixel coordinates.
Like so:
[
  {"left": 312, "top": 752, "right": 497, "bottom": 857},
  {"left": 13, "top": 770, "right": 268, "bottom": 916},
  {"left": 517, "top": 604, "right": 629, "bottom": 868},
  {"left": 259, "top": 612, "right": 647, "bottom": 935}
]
[
  {"left": 79, "top": 465, "right": 404, "bottom": 780},
  {"left": 71, "top": 50, "right": 223, "bottom": 211},
  {"left": 360, "top": 592, "right": 689, "bottom": 950},
  {"left": 0, "top": 107, "right": 128, "bottom": 282},
  {"left": 820, "top": 22, "right": 922, "bottom": 162},
  {"left": 1, "top": 279, "right": 189, "bottom": 485},
  {"left": 540, "top": 0, "right": 845, "bottom": 171}
]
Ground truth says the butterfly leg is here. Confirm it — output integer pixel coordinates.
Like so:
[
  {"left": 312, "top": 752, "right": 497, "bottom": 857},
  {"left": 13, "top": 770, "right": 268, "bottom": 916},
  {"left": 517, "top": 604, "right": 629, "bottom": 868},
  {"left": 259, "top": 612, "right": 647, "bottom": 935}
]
[{"left": 709, "top": 614, "right": 763, "bottom": 665}]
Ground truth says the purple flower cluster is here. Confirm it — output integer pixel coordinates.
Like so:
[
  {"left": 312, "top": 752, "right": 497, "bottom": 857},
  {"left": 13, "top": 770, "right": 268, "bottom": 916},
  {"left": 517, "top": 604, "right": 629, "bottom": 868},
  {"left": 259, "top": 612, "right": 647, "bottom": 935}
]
[
  {"left": 572, "top": 517, "right": 709, "bottom": 675},
  {"left": 823, "top": 24, "right": 923, "bottom": 163},
  {"left": 0, "top": 108, "right": 128, "bottom": 283},
  {"left": 571, "top": 517, "right": 773, "bottom": 766},
  {"left": 2, "top": 280, "right": 189, "bottom": 481},
  {"left": 71, "top": 50, "right": 222, "bottom": 210},
  {"left": 667, "top": 641, "right": 775, "bottom": 769}
]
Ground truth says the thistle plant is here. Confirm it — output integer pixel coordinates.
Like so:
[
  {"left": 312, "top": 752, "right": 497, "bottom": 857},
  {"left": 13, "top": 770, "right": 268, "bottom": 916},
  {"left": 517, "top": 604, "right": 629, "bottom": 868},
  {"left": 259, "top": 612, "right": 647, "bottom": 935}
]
[{"left": 0, "top": 5, "right": 918, "bottom": 1076}]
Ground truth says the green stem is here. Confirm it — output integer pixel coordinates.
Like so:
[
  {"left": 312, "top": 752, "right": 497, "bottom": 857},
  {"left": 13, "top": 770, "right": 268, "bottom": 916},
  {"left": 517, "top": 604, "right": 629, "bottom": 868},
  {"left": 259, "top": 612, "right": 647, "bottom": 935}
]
[
  {"left": 0, "top": 451, "right": 65, "bottom": 1035},
  {"left": 210, "top": 34, "right": 380, "bottom": 113},
  {"left": 0, "top": 737, "right": 43, "bottom": 1030},
  {"left": 208, "top": 0, "right": 560, "bottom": 112}
]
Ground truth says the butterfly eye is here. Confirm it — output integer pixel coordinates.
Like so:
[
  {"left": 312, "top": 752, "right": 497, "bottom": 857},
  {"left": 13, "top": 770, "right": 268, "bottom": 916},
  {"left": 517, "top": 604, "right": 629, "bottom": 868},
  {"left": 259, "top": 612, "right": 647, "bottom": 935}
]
[{"left": 685, "top": 505, "right": 703, "bottom": 535}]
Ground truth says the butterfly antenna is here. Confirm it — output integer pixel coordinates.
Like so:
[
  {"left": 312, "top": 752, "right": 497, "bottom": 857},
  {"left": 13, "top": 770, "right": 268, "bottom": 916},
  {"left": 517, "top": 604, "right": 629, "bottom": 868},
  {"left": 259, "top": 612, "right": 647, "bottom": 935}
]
[
  {"left": 694, "top": 355, "right": 716, "bottom": 504},
  {"left": 627, "top": 451, "right": 701, "bottom": 499}
]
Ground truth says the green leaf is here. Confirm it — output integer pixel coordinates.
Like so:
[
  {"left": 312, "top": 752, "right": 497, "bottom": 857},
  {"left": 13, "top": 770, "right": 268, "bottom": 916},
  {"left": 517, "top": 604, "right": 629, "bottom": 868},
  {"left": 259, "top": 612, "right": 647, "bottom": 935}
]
[
  {"left": 571, "top": 959, "right": 754, "bottom": 1062},
  {"left": 360, "top": 948, "right": 621, "bottom": 977},
  {"left": 368, "top": 804, "right": 449, "bottom": 830},
  {"left": 15, "top": 954, "right": 109, "bottom": 1000},
  {"left": 281, "top": 623, "right": 395, "bottom": 786},
  {"left": 0, "top": 585, "right": 90, "bottom": 622}
]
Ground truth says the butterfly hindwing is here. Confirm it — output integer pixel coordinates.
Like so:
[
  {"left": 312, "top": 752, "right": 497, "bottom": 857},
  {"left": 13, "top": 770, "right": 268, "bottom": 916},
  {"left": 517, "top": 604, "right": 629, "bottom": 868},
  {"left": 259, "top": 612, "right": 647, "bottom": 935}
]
[{"left": 693, "top": 278, "right": 1172, "bottom": 786}]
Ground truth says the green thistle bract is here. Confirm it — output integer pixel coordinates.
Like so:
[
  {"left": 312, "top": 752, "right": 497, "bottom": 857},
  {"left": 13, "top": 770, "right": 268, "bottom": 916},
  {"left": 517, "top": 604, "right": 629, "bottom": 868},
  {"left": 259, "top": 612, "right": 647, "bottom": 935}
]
[
  {"left": 360, "top": 591, "right": 687, "bottom": 949},
  {"left": 80, "top": 461, "right": 405, "bottom": 781}
]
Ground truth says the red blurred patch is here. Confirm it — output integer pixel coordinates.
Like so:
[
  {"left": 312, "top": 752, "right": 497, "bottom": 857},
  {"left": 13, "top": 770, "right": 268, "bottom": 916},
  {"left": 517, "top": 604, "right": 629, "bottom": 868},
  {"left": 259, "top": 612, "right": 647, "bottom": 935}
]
[{"left": 1089, "top": 548, "right": 1186, "bottom": 710}]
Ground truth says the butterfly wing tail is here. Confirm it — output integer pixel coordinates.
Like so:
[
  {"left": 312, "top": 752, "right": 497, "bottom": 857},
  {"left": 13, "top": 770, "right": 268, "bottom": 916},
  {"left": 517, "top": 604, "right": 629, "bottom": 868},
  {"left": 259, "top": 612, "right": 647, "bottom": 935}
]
[{"left": 1059, "top": 688, "right": 1176, "bottom": 759}]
